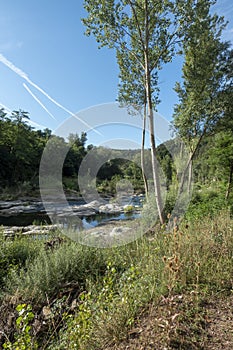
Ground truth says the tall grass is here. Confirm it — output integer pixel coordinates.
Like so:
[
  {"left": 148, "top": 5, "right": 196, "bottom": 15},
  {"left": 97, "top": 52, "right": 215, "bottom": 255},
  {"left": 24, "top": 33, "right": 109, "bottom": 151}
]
[
  {"left": 2, "top": 209, "right": 233, "bottom": 349},
  {"left": 0, "top": 232, "right": 42, "bottom": 296},
  {"left": 46, "top": 211, "right": 233, "bottom": 349}
]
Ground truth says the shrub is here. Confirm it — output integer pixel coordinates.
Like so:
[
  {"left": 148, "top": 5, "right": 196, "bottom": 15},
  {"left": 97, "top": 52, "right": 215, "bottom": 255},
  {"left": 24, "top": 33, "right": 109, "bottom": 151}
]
[
  {"left": 2, "top": 207, "right": 233, "bottom": 349},
  {"left": 5, "top": 240, "right": 110, "bottom": 303},
  {"left": 123, "top": 205, "right": 134, "bottom": 213},
  {"left": 3, "top": 304, "right": 38, "bottom": 350},
  {"left": 0, "top": 234, "right": 42, "bottom": 292}
]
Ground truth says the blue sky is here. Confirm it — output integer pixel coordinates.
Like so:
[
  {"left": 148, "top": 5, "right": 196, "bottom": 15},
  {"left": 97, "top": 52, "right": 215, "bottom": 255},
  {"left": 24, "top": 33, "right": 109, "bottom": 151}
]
[{"left": 0, "top": 0, "right": 232, "bottom": 146}]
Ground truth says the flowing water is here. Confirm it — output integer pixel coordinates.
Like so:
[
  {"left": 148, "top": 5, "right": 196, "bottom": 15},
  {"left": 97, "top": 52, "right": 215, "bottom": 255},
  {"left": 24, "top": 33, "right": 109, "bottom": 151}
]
[{"left": 0, "top": 195, "right": 144, "bottom": 229}]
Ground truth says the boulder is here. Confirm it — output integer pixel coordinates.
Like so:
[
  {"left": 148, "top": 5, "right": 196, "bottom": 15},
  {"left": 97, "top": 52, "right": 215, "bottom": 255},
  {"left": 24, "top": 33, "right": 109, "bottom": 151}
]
[{"left": 99, "top": 203, "right": 124, "bottom": 214}]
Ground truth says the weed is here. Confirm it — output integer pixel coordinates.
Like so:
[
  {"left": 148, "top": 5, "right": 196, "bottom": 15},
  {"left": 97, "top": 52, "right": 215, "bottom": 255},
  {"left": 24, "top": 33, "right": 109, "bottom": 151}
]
[
  {"left": 1, "top": 210, "right": 232, "bottom": 349},
  {"left": 3, "top": 304, "right": 38, "bottom": 350}
]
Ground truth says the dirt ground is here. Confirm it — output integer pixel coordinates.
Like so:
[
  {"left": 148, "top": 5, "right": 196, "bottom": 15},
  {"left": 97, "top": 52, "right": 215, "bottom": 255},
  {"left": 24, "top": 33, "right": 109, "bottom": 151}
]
[{"left": 104, "top": 293, "right": 233, "bottom": 350}]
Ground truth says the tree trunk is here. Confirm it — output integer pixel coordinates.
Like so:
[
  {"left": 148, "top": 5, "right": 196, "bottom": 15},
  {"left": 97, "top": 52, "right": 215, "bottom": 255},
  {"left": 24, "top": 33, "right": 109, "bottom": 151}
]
[
  {"left": 144, "top": 69, "right": 164, "bottom": 222},
  {"left": 179, "top": 152, "right": 192, "bottom": 195},
  {"left": 226, "top": 162, "right": 233, "bottom": 200},
  {"left": 141, "top": 101, "right": 149, "bottom": 197},
  {"left": 147, "top": 107, "right": 164, "bottom": 224},
  {"left": 179, "top": 131, "right": 206, "bottom": 194},
  {"left": 144, "top": 0, "right": 164, "bottom": 224},
  {"left": 188, "top": 156, "right": 193, "bottom": 194}
]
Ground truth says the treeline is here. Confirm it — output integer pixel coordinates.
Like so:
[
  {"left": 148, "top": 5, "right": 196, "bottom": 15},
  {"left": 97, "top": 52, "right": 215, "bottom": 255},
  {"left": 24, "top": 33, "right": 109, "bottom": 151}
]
[
  {"left": 0, "top": 108, "right": 232, "bottom": 201},
  {"left": 0, "top": 109, "right": 89, "bottom": 192},
  {"left": 0, "top": 109, "right": 146, "bottom": 196},
  {"left": 0, "top": 108, "right": 174, "bottom": 197},
  {"left": 0, "top": 110, "right": 51, "bottom": 189}
]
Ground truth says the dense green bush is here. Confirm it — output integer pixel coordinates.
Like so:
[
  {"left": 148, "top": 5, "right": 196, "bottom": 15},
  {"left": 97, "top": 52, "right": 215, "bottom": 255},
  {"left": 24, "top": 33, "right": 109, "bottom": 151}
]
[
  {"left": 0, "top": 233, "right": 42, "bottom": 293},
  {"left": 5, "top": 241, "right": 105, "bottom": 303},
  {"left": 185, "top": 187, "right": 228, "bottom": 220}
]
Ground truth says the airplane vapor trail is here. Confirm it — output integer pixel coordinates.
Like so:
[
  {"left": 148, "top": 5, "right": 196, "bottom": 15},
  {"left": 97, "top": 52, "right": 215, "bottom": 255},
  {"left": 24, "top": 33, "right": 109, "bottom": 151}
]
[
  {"left": 28, "top": 80, "right": 102, "bottom": 134},
  {"left": 0, "top": 100, "right": 45, "bottom": 129},
  {"left": 23, "top": 83, "right": 57, "bottom": 120},
  {"left": 0, "top": 53, "right": 102, "bottom": 135}
]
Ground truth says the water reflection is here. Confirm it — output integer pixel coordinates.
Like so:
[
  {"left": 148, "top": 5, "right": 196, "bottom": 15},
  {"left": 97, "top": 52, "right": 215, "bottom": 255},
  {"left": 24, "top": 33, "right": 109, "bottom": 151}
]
[{"left": 0, "top": 195, "right": 144, "bottom": 229}]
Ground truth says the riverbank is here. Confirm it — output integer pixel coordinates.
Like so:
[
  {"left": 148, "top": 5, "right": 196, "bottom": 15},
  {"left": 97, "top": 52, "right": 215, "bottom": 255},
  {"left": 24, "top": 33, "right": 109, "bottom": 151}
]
[{"left": 0, "top": 211, "right": 232, "bottom": 349}]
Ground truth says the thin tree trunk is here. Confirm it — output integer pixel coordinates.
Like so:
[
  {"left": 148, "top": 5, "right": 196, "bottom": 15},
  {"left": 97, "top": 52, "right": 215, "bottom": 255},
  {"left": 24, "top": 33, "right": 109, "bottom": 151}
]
[
  {"left": 144, "top": 0, "right": 164, "bottom": 224},
  {"left": 141, "top": 101, "right": 149, "bottom": 197},
  {"left": 226, "top": 162, "right": 233, "bottom": 200},
  {"left": 188, "top": 156, "right": 192, "bottom": 194},
  {"left": 179, "top": 130, "right": 206, "bottom": 194},
  {"left": 147, "top": 107, "right": 164, "bottom": 224},
  {"left": 179, "top": 152, "right": 192, "bottom": 195}
]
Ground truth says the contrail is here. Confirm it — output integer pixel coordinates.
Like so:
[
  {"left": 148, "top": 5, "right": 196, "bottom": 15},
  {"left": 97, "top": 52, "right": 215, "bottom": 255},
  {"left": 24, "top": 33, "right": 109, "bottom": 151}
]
[
  {"left": 0, "top": 53, "right": 103, "bottom": 135},
  {"left": 0, "top": 100, "right": 45, "bottom": 129},
  {"left": 28, "top": 80, "right": 102, "bottom": 134},
  {"left": 28, "top": 119, "right": 47, "bottom": 130},
  {"left": 23, "top": 83, "right": 57, "bottom": 121},
  {"left": 0, "top": 53, "right": 28, "bottom": 80}
]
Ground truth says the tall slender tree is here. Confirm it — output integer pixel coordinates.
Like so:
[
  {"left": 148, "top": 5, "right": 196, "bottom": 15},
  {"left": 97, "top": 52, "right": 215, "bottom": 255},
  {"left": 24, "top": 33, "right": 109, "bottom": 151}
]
[
  {"left": 117, "top": 47, "right": 159, "bottom": 197},
  {"left": 173, "top": 0, "right": 228, "bottom": 193},
  {"left": 82, "top": 0, "right": 196, "bottom": 224}
]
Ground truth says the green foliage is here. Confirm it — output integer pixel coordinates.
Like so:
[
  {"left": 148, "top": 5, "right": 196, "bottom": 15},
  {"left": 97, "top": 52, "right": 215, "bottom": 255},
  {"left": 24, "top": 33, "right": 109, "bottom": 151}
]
[
  {"left": 5, "top": 240, "right": 109, "bottom": 303},
  {"left": 62, "top": 177, "right": 80, "bottom": 192},
  {"left": 0, "top": 234, "right": 42, "bottom": 292},
  {"left": 173, "top": 1, "right": 228, "bottom": 145},
  {"left": 172, "top": 0, "right": 232, "bottom": 199},
  {"left": 0, "top": 109, "right": 50, "bottom": 188},
  {"left": 124, "top": 205, "right": 134, "bottom": 213},
  {"left": 1, "top": 2, "right": 233, "bottom": 347},
  {"left": 178, "top": 212, "right": 233, "bottom": 291},
  {"left": 44, "top": 211, "right": 233, "bottom": 349},
  {"left": 3, "top": 304, "right": 38, "bottom": 350},
  {"left": 1, "top": 210, "right": 233, "bottom": 349},
  {"left": 185, "top": 186, "right": 228, "bottom": 220},
  {"left": 82, "top": 0, "right": 202, "bottom": 225},
  {"left": 51, "top": 253, "right": 163, "bottom": 349},
  {"left": 0, "top": 109, "right": 92, "bottom": 197}
]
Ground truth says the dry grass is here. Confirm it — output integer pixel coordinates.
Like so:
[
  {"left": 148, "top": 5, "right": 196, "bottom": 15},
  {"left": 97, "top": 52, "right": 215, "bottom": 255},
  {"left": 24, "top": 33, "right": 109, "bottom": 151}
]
[{"left": 1, "top": 210, "right": 233, "bottom": 349}]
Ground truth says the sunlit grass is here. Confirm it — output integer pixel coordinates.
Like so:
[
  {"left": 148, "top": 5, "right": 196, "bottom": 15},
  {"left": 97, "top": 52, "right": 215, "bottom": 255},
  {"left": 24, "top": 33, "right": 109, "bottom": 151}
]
[{"left": 1, "top": 209, "right": 232, "bottom": 349}]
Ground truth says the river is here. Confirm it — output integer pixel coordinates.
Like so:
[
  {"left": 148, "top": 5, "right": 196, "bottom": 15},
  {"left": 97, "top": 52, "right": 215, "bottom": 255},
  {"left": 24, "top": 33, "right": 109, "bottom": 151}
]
[{"left": 0, "top": 195, "right": 144, "bottom": 229}]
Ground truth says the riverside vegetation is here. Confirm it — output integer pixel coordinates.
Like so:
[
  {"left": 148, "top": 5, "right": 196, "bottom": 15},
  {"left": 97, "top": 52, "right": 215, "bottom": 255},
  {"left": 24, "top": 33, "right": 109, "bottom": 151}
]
[
  {"left": 0, "top": 185, "right": 232, "bottom": 349},
  {"left": 0, "top": 104, "right": 233, "bottom": 349},
  {"left": 0, "top": 75, "right": 233, "bottom": 350},
  {"left": 1, "top": 0, "right": 233, "bottom": 347}
]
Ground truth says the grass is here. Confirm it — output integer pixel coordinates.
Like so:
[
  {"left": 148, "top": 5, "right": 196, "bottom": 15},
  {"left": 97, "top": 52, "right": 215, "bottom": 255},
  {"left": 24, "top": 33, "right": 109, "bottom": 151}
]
[
  {"left": 0, "top": 233, "right": 43, "bottom": 296},
  {"left": 0, "top": 205, "right": 233, "bottom": 349}
]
